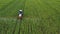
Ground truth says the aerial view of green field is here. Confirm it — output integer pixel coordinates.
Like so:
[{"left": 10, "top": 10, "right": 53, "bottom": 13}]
[{"left": 0, "top": 0, "right": 60, "bottom": 34}]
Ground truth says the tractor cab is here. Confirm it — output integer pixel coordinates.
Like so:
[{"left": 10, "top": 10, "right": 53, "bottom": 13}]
[
  {"left": 18, "top": 10, "right": 23, "bottom": 17},
  {"left": 19, "top": 10, "right": 23, "bottom": 14}
]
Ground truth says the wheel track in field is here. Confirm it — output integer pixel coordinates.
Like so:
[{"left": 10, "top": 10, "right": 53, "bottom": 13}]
[
  {"left": 18, "top": 0, "right": 27, "bottom": 34},
  {"left": 9, "top": 0, "right": 27, "bottom": 34}
]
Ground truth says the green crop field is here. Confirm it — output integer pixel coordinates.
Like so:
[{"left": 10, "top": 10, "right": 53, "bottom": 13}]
[{"left": 0, "top": 0, "right": 60, "bottom": 34}]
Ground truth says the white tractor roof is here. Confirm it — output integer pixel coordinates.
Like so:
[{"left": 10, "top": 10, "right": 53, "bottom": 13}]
[{"left": 19, "top": 10, "right": 22, "bottom": 11}]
